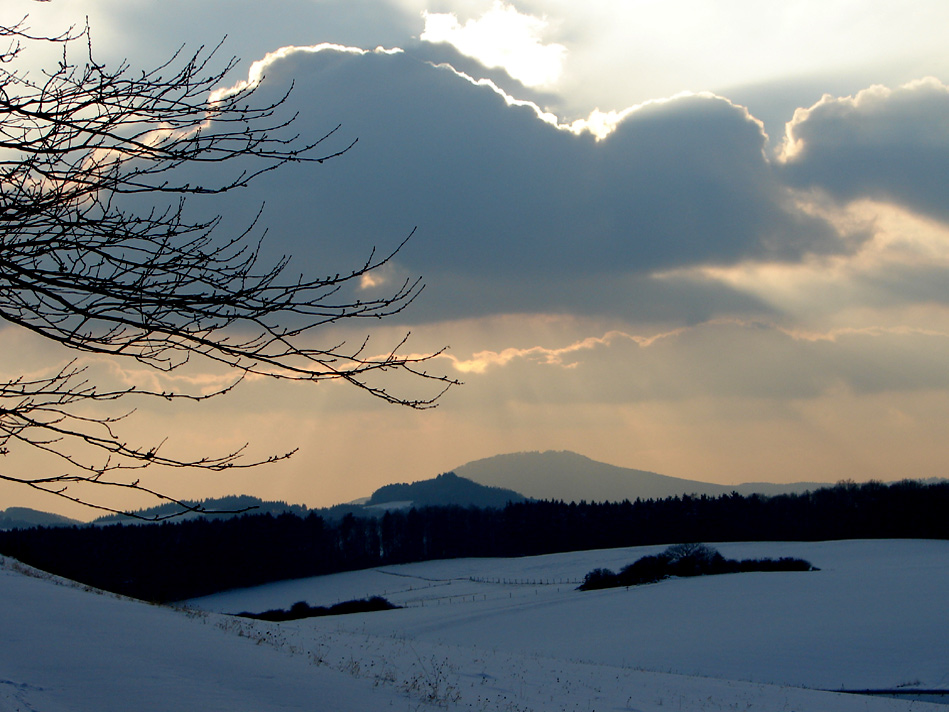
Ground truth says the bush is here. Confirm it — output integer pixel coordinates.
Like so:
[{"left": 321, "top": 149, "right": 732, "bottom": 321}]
[
  {"left": 237, "top": 595, "right": 400, "bottom": 621},
  {"left": 737, "top": 557, "right": 817, "bottom": 573},
  {"left": 579, "top": 544, "right": 816, "bottom": 592},
  {"left": 578, "top": 568, "right": 619, "bottom": 591},
  {"left": 617, "top": 555, "right": 669, "bottom": 586}
]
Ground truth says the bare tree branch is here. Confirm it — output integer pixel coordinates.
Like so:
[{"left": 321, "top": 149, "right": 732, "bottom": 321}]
[{"left": 0, "top": 18, "right": 458, "bottom": 517}]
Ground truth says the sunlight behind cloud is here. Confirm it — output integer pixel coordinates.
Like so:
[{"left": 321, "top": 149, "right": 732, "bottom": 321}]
[
  {"left": 446, "top": 329, "right": 685, "bottom": 374},
  {"left": 668, "top": 198, "right": 949, "bottom": 325},
  {"left": 210, "top": 43, "right": 403, "bottom": 102},
  {"left": 421, "top": 2, "right": 566, "bottom": 87},
  {"left": 9, "top": 0, "right": 949, "bottom": 518},
  {"left": 778, "top": 78, "right": 949, "bottom": 164}
]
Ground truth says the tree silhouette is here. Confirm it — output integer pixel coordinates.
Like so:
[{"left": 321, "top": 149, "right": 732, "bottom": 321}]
[{"left": 0, "top": 17, "right": 456, "bottom": 518}]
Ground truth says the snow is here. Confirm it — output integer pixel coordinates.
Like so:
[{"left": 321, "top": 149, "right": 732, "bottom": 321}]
[
  {"left": 0, "top": 558, "right": 411, "bottom": 711},
  {"left": 362, "top": 500, "right": 414, "bottom": 512},
  {"left": 3, "top": 539, "right": 948, "bottom": 711}
]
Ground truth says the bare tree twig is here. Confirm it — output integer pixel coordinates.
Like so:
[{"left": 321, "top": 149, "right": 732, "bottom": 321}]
[{"left": 0, "top": 18, "right": 458, "bottom": 518}]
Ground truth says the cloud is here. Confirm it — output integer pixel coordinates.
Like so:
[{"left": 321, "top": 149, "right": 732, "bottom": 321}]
[
  {"left": 434, "top": 317, "right": 949, "bottom": 407},
  {"left": 780, "top": 78, "right": 949, "bottom": 222},
  {"left": 420, "top": 2, "right": 567, "bottom": 87},
  {"left": 445, "top": 327, "right": 684, "bottom": 374},
  {"left": 10, "top": 0, "right": 949, "bottom": 516},
  {"left": 402, "top": 41, "right": 566, "bottom": 113},
  {"left": 189, "top": 44, "right": 848, "bottom": 324},
  {"left": 8, "top": 0, "right": 420, "bottom": 78}
]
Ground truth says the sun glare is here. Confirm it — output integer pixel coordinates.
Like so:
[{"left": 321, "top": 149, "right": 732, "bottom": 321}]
[{"left": 421, "top": 2, "right": 566, "bottom": 87}]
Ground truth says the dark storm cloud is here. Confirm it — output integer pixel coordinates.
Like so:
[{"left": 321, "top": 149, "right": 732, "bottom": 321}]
[
  {"left": 780, "top": 78, "right": 949, "bottom": 222},
  {"left": 411, "top": 270, "right": 774, "bottom": 322},
  {"left": 587, "top": 97, "right": 838, "bottom": 268},
  {"left": 193, "top": 46, "right": 845, "bottom": 321}
]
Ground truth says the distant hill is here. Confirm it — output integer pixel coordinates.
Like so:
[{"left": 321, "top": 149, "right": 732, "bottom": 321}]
[
  {"left": 91, "top": 473, "right": 525, "bottom": 524},
  {"left": 453, "top": 451, "right": 829, "bottom": 503},
  {"left": 320, "top": 472, "right": 526, "bottom": 519},
  {"left": 18, "top": 451, "right": 921, "bottom": 526},
  {"left": 93, "top": 495, "right": 312, "bottom": 525},
  {"left": 366, "top": 472, "right": 525, "bottom": 509},
  {"left": 0, "top": 507, "right": 82, "bottom": 531}
]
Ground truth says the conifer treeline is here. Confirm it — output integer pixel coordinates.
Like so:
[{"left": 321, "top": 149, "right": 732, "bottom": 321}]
[{"left": 0, "top": 479, "right": 945, "bottom": 602}]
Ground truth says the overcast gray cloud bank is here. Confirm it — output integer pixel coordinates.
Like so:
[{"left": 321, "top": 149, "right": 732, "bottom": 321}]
[{"left": 194, "top": 46, "right": 949, "bottom": 325}]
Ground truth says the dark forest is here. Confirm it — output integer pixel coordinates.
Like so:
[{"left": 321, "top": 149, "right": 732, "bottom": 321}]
[{"left": 0, "top": 479, "right": 946, "bottom": 603}]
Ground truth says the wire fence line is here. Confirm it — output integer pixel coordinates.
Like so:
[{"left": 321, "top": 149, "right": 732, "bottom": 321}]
[
  {"left": 466, "top": 576, "right": 582, "bottom": 586},
  {"left": 329, "top": 575, "right": 584, "bottom": 610}
]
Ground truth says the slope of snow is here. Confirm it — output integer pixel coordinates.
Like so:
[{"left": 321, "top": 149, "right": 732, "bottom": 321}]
[
  {"left": 3, "top": 540, "right": 947, "bottom": 711},
  {"left": 0, "top": 557, "right": 410, "bottom": 711},
  {"left": 190, "top": 540, "right": 949, "bottom": 694}
]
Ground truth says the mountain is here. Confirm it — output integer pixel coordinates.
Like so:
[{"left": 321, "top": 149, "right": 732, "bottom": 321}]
[
  {"left": 321, "top": 472, "right": 526, "bottom": 519},
  {"left": 366, "top": 472, "right": 526, "bottom": 510},
  {"left": 453, "top": 451, "right": 829, "bottom": 503},
  {"left": 0, "top": 507, "right": 82, "bottom": 531},
  {"left": 11, "top": 452, "right": 868, "bottom": 526}
]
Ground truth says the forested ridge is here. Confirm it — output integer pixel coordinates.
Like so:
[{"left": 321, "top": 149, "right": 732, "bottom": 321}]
[{"left": 0, "top": 479, "right": 946, "bottom": 603}]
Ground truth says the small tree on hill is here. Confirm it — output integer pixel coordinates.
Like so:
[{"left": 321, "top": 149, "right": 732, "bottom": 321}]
[
  {"left": 662, "top": 542, "right": 717, "bottom": 563},
  {"left": 662, "top": 543, "right": 724, "bottom": 576}
]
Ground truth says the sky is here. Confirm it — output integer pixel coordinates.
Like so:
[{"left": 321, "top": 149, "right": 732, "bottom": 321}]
[{"left": 4, "top": 0, "right": 949, "bottom": 518}]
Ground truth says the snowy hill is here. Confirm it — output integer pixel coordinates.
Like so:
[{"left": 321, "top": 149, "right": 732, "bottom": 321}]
[
  {"left": 186, "top": 539, "right": 949, "bottom": 693},
  {"left": 0, "top": 556, "right": 410, "bottom": 711},
  {"left": 3, "top": 539, "right": 947, "bottom": 710}
]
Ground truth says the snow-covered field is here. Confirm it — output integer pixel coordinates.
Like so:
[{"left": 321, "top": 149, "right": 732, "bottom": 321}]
[{"left": 3, "top": 539, "right": 947, "bottom": 710}]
